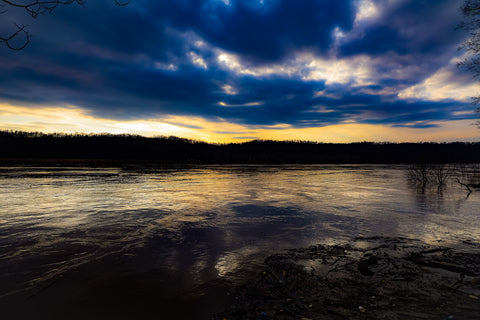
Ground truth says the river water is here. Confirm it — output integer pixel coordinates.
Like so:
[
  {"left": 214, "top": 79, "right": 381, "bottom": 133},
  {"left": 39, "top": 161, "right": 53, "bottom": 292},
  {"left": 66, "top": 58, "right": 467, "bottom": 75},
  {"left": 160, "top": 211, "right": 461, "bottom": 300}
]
[{"left": 1, "top": 165, "right": 479, "bottom": 319}]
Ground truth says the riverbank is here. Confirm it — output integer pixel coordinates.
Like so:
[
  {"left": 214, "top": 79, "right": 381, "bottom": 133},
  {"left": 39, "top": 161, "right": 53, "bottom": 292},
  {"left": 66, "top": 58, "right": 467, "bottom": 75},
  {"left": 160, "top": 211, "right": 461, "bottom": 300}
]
[{"left": 216, "top": 237, "right": 480, "bottom": 319}]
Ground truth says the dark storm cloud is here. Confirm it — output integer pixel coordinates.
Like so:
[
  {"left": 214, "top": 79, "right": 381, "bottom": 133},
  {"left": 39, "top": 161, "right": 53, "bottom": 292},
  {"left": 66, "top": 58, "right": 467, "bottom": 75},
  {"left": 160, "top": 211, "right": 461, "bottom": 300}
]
[
  {"left": 0, "top": 0, "right": 475, "bottom": 132},
  {"left": 341, "top": 0, "right": 463, "bottom": 55},
  {"left": 340, "top": 0, "right": 466, "bottom": 83},
  {"left": 0, "top": 48, "right": 475, "bottom": 129},
  {"left": 146, "top": 0, "right": 354, "bottom": 63},
  {"left": 28, "top": 0, "right": 353, "bottom": 62}
]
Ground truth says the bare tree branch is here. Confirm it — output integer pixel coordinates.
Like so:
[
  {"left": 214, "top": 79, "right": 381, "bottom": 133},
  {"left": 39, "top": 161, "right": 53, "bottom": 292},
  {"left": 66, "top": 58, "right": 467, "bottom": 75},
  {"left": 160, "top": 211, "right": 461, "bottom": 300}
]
[
  {"left": 1, "top": 1, "right": 84, "bottom": 18},
  {"left": 114, "top": 0, "right": 129, "bottom": 6},
  {"left": 0, "top": 23, "right": 30, "bottom": 50},
  {"left": 458, "top": 0, "right": 480, "bottom": 123},
  {"left": 0, "top": 2, "right": 8, "bottom": 14},
  {"left": 0, "top": 0, "right": 128, "bottom": 49}
]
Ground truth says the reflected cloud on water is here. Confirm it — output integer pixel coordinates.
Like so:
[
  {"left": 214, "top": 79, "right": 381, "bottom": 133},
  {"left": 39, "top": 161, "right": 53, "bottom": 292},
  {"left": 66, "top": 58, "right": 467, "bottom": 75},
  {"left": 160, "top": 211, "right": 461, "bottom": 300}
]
[{"left": 0, "top": 165, "right": 479, "bottom": 318}]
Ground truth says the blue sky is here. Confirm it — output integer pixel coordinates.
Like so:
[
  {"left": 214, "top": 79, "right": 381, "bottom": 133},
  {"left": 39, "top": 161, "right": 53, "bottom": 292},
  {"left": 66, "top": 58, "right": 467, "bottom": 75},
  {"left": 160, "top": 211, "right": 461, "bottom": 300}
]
[{"left": 0, "top": 0, "right": 479, "bottom": 142}]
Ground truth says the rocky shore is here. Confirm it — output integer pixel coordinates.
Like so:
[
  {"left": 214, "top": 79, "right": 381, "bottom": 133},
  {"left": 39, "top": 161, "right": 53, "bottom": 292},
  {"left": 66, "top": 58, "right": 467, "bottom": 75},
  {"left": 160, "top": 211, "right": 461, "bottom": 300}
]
[{"left": 216, "top": 237, "right": 480, "bottom": 320}]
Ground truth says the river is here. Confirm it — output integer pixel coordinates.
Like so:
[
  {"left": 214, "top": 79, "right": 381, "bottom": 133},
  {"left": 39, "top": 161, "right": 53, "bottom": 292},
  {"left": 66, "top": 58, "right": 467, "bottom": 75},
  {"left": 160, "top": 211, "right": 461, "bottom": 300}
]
[{"left": 1, "top": 165, "right": 479, "bottom": 319}]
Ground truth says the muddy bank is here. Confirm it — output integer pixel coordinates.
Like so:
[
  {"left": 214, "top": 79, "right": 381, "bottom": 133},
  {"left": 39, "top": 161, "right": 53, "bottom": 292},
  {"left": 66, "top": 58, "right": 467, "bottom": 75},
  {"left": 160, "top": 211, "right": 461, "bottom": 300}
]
[{"left": 217, "top": 237, "right": 480, "bottom": 320}]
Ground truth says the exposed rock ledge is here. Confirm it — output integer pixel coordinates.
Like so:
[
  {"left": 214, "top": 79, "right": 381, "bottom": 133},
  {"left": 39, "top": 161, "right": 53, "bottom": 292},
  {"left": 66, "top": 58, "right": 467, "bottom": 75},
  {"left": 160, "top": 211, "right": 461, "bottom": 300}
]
[{"left": 217, "top": 237, "right": 480, "bottom": 320}]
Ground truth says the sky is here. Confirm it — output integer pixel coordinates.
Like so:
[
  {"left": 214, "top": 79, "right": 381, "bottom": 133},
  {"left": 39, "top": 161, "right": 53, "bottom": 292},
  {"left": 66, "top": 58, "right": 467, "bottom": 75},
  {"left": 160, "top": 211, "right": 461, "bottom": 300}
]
[{"left": 0, "top": 0, "right": 479, "bottom": 143}]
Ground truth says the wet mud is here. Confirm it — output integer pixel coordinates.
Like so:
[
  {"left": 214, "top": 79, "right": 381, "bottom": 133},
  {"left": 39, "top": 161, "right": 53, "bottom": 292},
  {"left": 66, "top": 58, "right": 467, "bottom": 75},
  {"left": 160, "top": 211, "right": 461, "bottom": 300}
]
[{"left": 217, "top": 237, "right": 480, "bottom": 320}]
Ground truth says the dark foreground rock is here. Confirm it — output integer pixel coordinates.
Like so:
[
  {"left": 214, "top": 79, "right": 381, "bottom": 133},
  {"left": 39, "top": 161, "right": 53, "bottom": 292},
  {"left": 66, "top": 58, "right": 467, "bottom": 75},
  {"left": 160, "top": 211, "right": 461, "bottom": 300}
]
[{"left": 216, "top": 237, "right": 480, "bottom": 320}]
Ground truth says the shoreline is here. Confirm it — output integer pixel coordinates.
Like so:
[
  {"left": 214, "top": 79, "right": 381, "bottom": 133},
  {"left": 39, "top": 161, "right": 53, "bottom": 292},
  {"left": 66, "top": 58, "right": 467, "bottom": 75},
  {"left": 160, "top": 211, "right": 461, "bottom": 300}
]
[
  {"left": 216, "top": 237, "right": 480, "bottom": 319},
  {"left": 2, "top": 158, "right": 480, "bottom": 166}
]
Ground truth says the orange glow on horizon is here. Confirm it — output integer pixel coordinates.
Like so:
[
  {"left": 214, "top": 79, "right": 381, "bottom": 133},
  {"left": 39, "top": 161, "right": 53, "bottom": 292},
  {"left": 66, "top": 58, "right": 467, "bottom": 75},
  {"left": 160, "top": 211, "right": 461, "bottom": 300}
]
[{"left": 1, "top": 103, "right": 479, "bottom": 143}]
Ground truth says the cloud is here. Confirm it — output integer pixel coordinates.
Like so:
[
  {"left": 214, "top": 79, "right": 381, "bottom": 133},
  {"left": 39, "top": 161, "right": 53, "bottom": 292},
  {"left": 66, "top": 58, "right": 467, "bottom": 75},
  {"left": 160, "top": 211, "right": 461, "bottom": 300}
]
[
  {"left": 1, "top": 42, "right": 476, "bottom": 131},
  {"left": 189, "top": 51, "right": 208, "bottom": 69},
  {"left": 149, "top": 0, "right": 354, "bottom": 63},
  {"left": 0, "top": 0, "right": 478, "bottom": 142},
  {"left": 338, "top": 0, "right": 467, "bottom": 88},
  {"left": 354, "top": 0, "right": 382, "bottom": 23},
  {"left": 341, "top": 0, "right": 464, "bottom": 55},
  {"left": 232, "top": 136, "right": 260, "bottom": 140},
  {"left": 398, "top": 56, "right": 480, "bottom": 102},
  {"left": 0, "top": 103, "right": 190, "bottom": 136},
  {"left": 2, "top": 103, "right": 478, "bottom": 143}
]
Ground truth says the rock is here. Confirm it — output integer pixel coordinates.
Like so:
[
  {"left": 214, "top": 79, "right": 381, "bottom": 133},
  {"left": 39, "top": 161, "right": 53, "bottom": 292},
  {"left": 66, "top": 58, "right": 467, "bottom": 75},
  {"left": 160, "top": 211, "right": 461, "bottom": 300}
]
[{"left": 215, "top": 237, "right": 480, "bottom": 320}]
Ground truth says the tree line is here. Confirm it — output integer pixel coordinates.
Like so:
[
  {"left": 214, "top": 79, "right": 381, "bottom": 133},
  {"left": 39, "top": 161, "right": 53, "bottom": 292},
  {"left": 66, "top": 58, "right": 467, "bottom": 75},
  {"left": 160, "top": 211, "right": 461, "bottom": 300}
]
[{"left": 1, "top": 130, "right": 480, "bottom": 164}]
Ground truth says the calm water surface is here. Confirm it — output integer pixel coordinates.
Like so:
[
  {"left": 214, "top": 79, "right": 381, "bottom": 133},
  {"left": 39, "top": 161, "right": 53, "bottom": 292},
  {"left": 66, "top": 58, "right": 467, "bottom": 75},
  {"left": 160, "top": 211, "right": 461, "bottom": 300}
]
[{"left": 1, "top": 165, "right": 479, "bottom": 319}]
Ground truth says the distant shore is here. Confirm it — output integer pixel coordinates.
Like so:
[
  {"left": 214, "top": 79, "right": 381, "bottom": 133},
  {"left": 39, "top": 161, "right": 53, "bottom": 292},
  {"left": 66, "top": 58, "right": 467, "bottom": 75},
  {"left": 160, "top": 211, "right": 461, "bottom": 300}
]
[{"left": 2, "top": 131, "right": 480, "bottom": 164}]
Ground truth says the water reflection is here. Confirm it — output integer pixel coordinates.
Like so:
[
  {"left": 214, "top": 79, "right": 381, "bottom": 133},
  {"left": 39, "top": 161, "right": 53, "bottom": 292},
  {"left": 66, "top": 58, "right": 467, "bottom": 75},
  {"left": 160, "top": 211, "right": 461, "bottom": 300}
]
[{"left": 1, "top": 165, "right": 479, "bottom": 319}]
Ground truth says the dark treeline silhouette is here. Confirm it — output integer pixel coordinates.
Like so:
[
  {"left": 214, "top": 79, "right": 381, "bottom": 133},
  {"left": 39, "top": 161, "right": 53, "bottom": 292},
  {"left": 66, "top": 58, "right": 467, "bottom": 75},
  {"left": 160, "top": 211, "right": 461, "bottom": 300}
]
[{"left": 1, "top": 130, "right": 480, "bottom": 164}]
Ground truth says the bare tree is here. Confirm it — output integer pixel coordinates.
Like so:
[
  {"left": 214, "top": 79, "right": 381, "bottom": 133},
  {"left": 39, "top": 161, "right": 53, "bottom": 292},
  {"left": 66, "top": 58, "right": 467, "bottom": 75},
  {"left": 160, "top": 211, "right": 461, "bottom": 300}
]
[
  {"left": 0, "top": 0, "right": 129, "bottom": 50},
  {"left": 407, "top": 162, "right": 480, "bottom": 196},
  {"left": 458, "top": 0, "right": 480, "bottom": 124},
  {"left": 454, "top": 163, "right": 480, "bottom": 196},
  {"left": 407, "top": 163, "right": 455, "bottom": 192}
]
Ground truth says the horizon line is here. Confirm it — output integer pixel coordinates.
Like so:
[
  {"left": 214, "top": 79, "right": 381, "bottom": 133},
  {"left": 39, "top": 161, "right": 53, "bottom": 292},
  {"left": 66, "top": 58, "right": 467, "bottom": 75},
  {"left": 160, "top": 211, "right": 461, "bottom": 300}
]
[{"left": 2, "top": 129, "right": 479, "bottom": 145}]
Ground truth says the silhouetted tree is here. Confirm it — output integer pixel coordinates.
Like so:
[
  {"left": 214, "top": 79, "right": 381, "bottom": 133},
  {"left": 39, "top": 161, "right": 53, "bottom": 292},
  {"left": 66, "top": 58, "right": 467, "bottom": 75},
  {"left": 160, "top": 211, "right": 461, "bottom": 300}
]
[
  {"left": 2, "top": 130, "right": 480, "bottom": 164},
  {"left": 0, "top": 0, "right": 129, "bottom": 50},
  {"left": 458, "top": 0, "right": 480, "bottom": 124}
]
